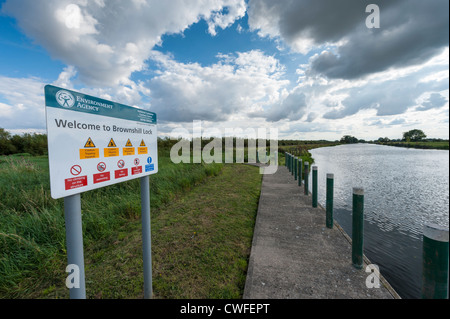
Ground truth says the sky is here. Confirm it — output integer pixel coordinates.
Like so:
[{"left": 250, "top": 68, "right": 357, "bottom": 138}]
[{"left": 0, "top": 0, "right": 448, "bottom": 141}]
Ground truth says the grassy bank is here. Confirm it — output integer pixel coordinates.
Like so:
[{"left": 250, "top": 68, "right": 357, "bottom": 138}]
[
  {"left": 278, "top": 141, "right": 340, "bottom": 167},
  {"left": 374, "top": 141, "right": 449, "bottom": 150},
  {"left": 2, "top": 152, "right": 255, "bottom": 298}
]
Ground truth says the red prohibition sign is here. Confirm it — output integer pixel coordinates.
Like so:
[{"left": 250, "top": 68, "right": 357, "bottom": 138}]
[
  {"left": 117, "top": 159, "right": 125, "bottom": 168},
  {"left": 134, "top": 158, "right": 140, "bottom": 166},
  {"left": 70, "top": 165, "right": 82, "bottom": 176},
  {"left": 97, "top": 162, "right": 107, "bottom": 172}
]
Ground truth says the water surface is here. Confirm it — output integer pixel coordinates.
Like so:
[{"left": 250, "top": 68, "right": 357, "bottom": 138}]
[{"left": 309, "top": 144, "right": 449, "bottom": 299}]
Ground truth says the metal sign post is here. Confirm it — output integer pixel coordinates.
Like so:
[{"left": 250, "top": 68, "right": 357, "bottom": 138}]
[
  {"left": 140, "top": 176, "right": 152, "bottom": 299},
  {"left": 45, "top": 85, "right": 158, "bottom": 299},
  {"left": 64, "top": 194, "right": 86, "bottom": 299}
]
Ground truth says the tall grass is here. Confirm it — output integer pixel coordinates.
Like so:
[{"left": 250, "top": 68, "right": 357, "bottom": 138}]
[{"left": 0, "top": 152, "right": 222, "bottom": 298}]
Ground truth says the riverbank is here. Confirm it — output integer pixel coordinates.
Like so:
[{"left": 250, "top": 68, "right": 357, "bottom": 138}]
[{"left": 372, "top": 141, "right": 449, "bottom": 150}]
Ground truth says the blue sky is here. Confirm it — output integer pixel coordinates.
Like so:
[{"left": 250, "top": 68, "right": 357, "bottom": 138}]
[{"left": 0, "top": 0, "right": 448, "bottom": 140}]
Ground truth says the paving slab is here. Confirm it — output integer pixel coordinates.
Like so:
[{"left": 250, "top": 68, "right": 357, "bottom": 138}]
[{"left": 243, "top": 165, "right": 400, "bottom": 299}]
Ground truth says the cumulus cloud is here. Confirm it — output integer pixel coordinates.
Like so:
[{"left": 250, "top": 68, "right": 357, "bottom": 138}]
[
  {"left": 2, "top": 0, "right": 247, "bottom": 86},
  {"left": 0, "top": 76, "right": 46, "bottom": 130},
  {"left": 248, "top": 0, "right": 449, "bottom": 79},
  {"left": 146, "top": 50, "right": 289, "bottom": 123},
  {"left": 265, "top": 88, "right": 307, "bottom": 122},
  {"left": 417, "top": 93, "right": 448, "bottom": 111},
  {"left": 322, "top": 68, "right": 449, "bottom": 120}
]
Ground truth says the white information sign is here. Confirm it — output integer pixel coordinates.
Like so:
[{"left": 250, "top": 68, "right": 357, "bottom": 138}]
[{"left": 45, "top": 85, "right": 158, "bottom": 199}]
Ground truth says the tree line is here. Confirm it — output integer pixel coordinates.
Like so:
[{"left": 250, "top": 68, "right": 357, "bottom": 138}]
[{"left": 0, "top": 128, "right": 48, "bottom": 156}]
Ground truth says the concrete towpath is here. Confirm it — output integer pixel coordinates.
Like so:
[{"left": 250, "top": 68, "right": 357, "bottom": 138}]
[{"left": 243, "top": 165, "right": 400, "bottom": 299}]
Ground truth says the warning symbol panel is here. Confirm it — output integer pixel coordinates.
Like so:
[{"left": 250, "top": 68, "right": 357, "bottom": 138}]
[
  {"left": 80, "top": 137, "right": 99, "bottom": 159},
  {"left": 108, "top": 138, "right": 117, "bottom": 147},
  {"left": 104, "top": 138, "right": 119, "bottom": 157},
  {"left": 138, "top": 139, "right": 148, "bottom": 154},
  {"left": 84, "top": 137, "right": 96, "bottom": 148},
  {"left": 123, "top": 138, "right": 135, "bottom": 156}
]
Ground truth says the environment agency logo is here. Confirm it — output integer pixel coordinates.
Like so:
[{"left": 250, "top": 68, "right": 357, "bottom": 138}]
[{"left": 56, "top": 90, "right": 75, "bottom": 108}]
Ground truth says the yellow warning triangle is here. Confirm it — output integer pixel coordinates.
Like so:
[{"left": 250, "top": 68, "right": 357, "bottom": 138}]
[
  {"left": 140, "top": 139, "right": 146, "bottom": 147},
  {"left": 108, "top": 138, "right": 117, "bottom": 147},
  {"left": 125, "top": 139, "right": 133, "bottom": 147},
  {"left": 84, "top": 137, "right": 96, "bottom": 148}
]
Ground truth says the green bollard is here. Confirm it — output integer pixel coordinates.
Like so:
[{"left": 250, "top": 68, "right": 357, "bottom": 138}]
[
  {"left": 288, "top": 153, "right": 291, "bottom": 173},
  {"left": 312, "top": 166, "right": 318, "bottom": 207},
  {"left": 304, "top": 162, "right": 309, "bottom": 196},
  {"left": 422, "top": 224, "right": 449, "bottom": 299},
  {"left": 294, "top": 157, "right": 298, "bottom": 180},
  {"left": 326, "top": 174, "right": 334, "bottom": 229},
  {"left": 298, "top": 158, "right": 302, "bottom": 186},
  {"left": 291, "top": 155, "right": 294, "bottom": 176},
  {"left": 290, "top": 154, "right": 293, "bottom": 175},
  {"left": 352, "top": 187, "right": 364, "bottom": 269}
]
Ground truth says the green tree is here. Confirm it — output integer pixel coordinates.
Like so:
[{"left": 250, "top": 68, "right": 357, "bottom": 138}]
[
  {"left": 403, "top": 129, "right": 427, "bottom": 142},
  {"left": 0, "top": 128, "right": 17, "bottom": 155},
  {"left": 340, "top": 135, "right": 359, "bottom": 144},
  {"left": 377, "top": 137, "right": 390, "bottom": 143}
]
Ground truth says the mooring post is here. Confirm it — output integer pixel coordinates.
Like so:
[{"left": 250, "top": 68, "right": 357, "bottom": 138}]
[
  {"left": 140, "top": 175, "right": 153, "bottom": 299},
  {"left": 352, "top": 188, "right": 364, "bottom": 269},
  {"left": 304, "top": 162, "right": 309, "bottom": 196},
  {"left": 64, "top": 194, "right": 86, "bottom": 299},
  {"left": 326, "top": 174, "right": 334, "bottom": 229},
  {"left": 288, "top": 153, "right": 291, "bottom": 172},
  {"left": 294, "top": 156, "right": 298, "bottom": 180},
  {"left": 290, "top": 154, "right": 293, "bottom": 175},
  {"left": 422, "top": 223, "right": 449, "bottom": 299},
  {"left": 291, "top": 154, "right": 294, "bottom": 176},
  {"left": 312, "top": 166, "right": 318, "bottom": 207},
  {"left": 287, "top": 153, "right": 289, "bottom": 171},
  {"left": 298, "top": 158, "right": 302, "bottom": 186}
]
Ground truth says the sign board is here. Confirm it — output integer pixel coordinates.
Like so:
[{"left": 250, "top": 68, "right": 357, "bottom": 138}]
[{"left": 45, "top": 85, "right": 158, "bottom": 199}]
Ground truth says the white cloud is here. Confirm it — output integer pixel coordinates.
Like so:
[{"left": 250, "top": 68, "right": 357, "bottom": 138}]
[
  {"left": 2, "top": 0, "right": 247, "bottom": 87},
  {"left": 147, "top": 50, "right": 289, "bottom": 123},
  {"left": 248, "top": 0, "right": 449, "bottom": 79},
  {"left": 0, "top": 76, "right": 46, "bottom": 130}
]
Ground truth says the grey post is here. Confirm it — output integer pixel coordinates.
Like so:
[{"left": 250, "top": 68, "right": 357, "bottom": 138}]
[
  {"left": 352, "top": 187, "right": 364, "bottom": 269},
  {"left": 64, "top": 194, "right": 86, "bottom": 299},
  {"left": 326, "top": 174, "right": 334, "bottom": 229},
  {"left": 141, "top": 175, "right": 153, "bottom": 299},
  {"left": 422, "top": 224, "right": 449, "bottom": 299}
]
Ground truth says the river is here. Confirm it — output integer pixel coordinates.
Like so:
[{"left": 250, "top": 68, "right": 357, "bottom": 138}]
[{"left": 308, "top": 143, "right": 449, "bottom": 299}]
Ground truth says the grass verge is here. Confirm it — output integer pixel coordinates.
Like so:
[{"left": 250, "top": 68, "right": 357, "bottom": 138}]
[{"left": 1, "top": 155, "right": 261, "bottom": 299}]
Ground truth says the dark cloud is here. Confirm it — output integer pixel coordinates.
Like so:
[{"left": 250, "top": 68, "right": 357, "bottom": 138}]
[
  {"left": 249, "top": 0, "right": 449, "bottom": 79},
  {"left": 323, "top": 68, "right": 449, "bottom": 119},
  {"left": 417, "top": 93, "right": 448, "bottom": 111},
  {"left": 265, "top": 89, "right": 307, "bottom": 122}
]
